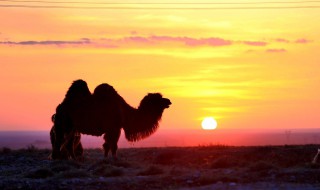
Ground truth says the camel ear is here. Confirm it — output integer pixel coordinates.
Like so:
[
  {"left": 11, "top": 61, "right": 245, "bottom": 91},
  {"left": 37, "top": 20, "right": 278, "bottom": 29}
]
[{"left": 51, "top": 114, "right": 56, "bottom": 122}]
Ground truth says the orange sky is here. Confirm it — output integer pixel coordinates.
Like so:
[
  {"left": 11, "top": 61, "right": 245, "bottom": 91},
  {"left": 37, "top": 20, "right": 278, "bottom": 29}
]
[{"left": 0, "top": 1, "right": 319, "bottom": 144}]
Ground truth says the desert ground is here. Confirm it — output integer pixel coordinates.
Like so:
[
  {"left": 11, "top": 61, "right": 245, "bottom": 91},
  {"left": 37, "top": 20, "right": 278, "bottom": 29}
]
[{"left": 1, "top": 145, "right": 320, "bottom": 190}]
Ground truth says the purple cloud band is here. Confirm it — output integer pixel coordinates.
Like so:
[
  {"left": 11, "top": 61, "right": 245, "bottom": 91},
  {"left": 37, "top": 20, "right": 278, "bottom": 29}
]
[
  {"left": 242, "top": 41, "right": 268, "bottom": 46},
  {"left": 266, "top": 48, "right": 287, "bottom": 53},
  {"left": 0, "top": 36, "right": 312, "bottom": 49},
  {"left": 295, "top": 38, "right": 312, "bottom": 44},
  {"left": 105, "top": 35, "right": 264, "bottom": 47},
  {"left": 111, "top": 35, "right": 233, "bottom": 47},
  {"left": 274, "top": 38, "right": 312, "bottom": 44},
  {"left": 0, "top": 39, "right": 90, "bottom": 46}
]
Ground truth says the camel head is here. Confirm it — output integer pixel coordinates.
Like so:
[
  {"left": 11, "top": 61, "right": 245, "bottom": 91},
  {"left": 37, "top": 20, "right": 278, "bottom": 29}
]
[
  {"left": 124, "top": 93, "right": 171, "bottom": 142},
  {"left": 138, "top": 93, "right": 172, "bottom": 113}
]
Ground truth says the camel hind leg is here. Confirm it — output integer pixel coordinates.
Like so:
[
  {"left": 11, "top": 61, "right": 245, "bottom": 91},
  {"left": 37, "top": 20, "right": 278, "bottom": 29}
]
[
  {"left": 110, "top": 129, "right": 121, "bottom": 159},
  {"left": 74, "top": 133, "right": 84, "bottom": 157},
  {"left": 103, "top": 129, "right": 121, "bottom": 159},
  {"left": 102, "top": 136, "right": 110, "bottom": 158}
]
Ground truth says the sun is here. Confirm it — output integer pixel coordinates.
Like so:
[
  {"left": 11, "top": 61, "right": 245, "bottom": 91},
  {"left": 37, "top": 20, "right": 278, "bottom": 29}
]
[{"left": 201, "top": 117, "right": 218, "bottom": 130}]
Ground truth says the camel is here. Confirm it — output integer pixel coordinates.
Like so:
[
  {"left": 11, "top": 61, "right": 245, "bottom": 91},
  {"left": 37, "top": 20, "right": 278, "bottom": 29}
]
[{"left": 51, "top": 80, "right": 171, "bottom": 159}]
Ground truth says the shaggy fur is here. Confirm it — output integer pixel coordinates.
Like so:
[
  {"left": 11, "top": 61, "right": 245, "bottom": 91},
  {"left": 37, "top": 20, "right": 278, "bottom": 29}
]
[
  {"left": 51, "top": 80, "right": 171, "bottom": 159},
  {"left": 50, "top": 111, "right": 83, "bottom": 160},
  {"left": 50, "top": 80, "right": 90, "bottom": 159}
]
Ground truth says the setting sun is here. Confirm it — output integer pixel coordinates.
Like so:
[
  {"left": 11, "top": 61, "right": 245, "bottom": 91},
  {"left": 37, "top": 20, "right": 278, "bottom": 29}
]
[{"left": 201, "top": 117, "right": 218, "bottom": 130}]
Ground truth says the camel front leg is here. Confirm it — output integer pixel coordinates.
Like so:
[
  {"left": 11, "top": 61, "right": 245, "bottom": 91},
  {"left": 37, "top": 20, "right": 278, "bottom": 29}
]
[
  {"left": 51, "top": 125, "right": 67, "bottom": 160},
  {"left": 61, "top": 128, "right": 77, "bottom": 159},
  {"left": 65, "top": 135, "right": 76, "bottom": 160}
]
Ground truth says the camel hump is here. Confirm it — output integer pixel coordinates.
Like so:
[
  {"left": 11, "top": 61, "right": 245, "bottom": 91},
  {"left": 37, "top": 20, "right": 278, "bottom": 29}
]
[
  {"left": 93, "top": 83, "right": 117, "bottom": 99},
  {"left": 65, "top": 79, "right": 91, "bottom": 101}
]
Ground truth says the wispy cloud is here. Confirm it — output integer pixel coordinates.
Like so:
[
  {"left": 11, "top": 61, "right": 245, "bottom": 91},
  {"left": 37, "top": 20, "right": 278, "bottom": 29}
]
[
  {"left": 0, "top": 39, "right": 91, "bottom": 46},
  {"left": 295, "top": 38, "right": 312, "bottom": 44},
  {"left": 242, "top": 41, "right": 268, "bottom": 46},
  {"left": 116, "top": 35, "right": 233, "bottom": 47},
  {"left": 150, "top": 36, "right": 232, "bottom": 47},
  {"left": 117, "top": 36, "right": 272, "bottom": 47},
  {"left": 266, "top": 48, "right": 287, "bottom": 53},
  {"left": 274, "top": 38, "right": 290, "bottom": 43},
  {"left": 0, "top": 35, "right": 312, "bottom": 50},
  {"left": 273, "top": 38, "right": 312, "bottom": 44}
]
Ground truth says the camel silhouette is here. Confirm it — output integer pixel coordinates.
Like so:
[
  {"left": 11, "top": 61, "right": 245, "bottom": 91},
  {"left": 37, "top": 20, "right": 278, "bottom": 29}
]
[{"left": 50, "top": 80, "right": 171, "bottom": 160}]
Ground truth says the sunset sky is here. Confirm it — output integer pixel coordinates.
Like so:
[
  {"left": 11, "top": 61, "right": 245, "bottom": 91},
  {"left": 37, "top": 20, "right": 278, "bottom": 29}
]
[{"left": 0, "top": 0, "right": 319, "bottom": 145}]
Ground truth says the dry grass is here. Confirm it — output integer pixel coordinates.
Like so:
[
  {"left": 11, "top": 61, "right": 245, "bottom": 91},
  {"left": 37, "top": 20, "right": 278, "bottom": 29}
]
[
  {"left": 137, "top": 165, "right": 164, "bottom": 176},
  {"left": 1, "top": 145, "right": 320, "bottom": 190}
]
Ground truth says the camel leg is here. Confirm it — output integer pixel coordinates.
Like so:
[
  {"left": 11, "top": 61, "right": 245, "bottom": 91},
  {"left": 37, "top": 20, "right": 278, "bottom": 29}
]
[
  {"left": 62, "top": 129, "right": 77, "bottom": 159},
  {"left": 103, "top": 134, "right": 110, "bottom": 158},
  {"left": 66, "top": 135, "right": 76, "bottom": 159},
  {"left": 50, "top": 121, "right": 66, "bottom": 159},
  {"left": 74, "top": 134, "right": 84, "bottom": 157},
  {"left": 103, "top": 129, "right": 121, "bottom": 159},
  {"left": 52, "top": 126, "right": 65, "bottom": 159},
  {"left": 49, "top": 126, "right": 58, "bottom": 159},
  {"left": 52, "top": 111, "right": 71, "bottom": 160},
  {"left": 110, "top": 129, "right": 121, "bottom": 159}
]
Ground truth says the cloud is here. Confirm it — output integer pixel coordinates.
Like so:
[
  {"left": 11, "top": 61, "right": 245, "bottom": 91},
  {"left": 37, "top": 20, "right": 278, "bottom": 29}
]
[
  {"left": 1, "top": 35, "right": 311, "bottom": 49},
  {"left": 111, "top": 35, "right": 270, "bottom": 47},
  {"left": 295, "top": 38, "right": 312, "bottom": 44},
  {"left": 266, "top": 48, "right": 287, "bottom": 53},
  {"left": 245, "top": 49, "right": 256, "bottom": 53},
  {"left": 274, "top": 38, "right": 290, "bottom": 43},
  {"left": 0, "top": 39, "right": 91, "bottom": 46},
  {"left": 272, "top": 38, "right": 312, "bottom": 44},
  {"left": 123, "top": 36, "right": 152, "bottom": 44},
  {"left": 130, "top": 31, "right": 138, "bottom": 35},
  {"left": 272, "top": 38, "right": 314, "bottom": 44},
  {"left": 119, "top": 35, "right": 233, "bottom": 47},
  {"left": 184, "top": 37, "right": 232, "bottom": 47},
  {"left": 242, "top": 41, "right": 268, "bottom": 46},
  {"left": 42, "top": 35, "right": 230, "bottom": 48},
  {"left": 0, "top": 35, "right": 274, "bottom": 49}
]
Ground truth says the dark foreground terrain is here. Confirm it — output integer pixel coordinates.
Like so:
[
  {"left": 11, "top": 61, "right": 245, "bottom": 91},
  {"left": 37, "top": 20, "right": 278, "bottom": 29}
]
[{"left": 1, "top": 145, "right": 320, "bottom": 190}]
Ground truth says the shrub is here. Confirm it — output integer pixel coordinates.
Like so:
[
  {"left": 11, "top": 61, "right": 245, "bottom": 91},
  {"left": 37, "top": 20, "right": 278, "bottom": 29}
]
[
  {"left": 55, "top": 169, "right": 90, "bottom": 179},
  {"left": 104, "top": 168, "right": 123, "bottom": 177},
  {"left": 153, "top": 151, "right": 179, "bottom": 165},
  {"left": 25, "top": 168, "right": 54, "bottom": 179},
  {"left": 248, "top": 161, "right": 278, "bottom": 172},
  {"left": 138, "top": 165, "right": 163, "bottom": 176},
  {"left": 210, "top": 156, "right": 242, "bottom": 169},
  {"left": 304, "top": 162, "right": 320, "bottom": 169},
  {"left": 50, "top": 160, "right": 81, "bottom": 172},
  {"left": 0, "top": 147, "right": 11, "bottom": 154},
  {"left": 114, "top": 160, "right": 132, "bottom": 168},
  {"left": 26, "top": 145, "right": 38, "bottom": 152},
  {"left": 196, "top": 173, "right": 239, "bottom": 185},
  {"left": 93, "top": 165, "right": 123, "bottom": 177}
]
